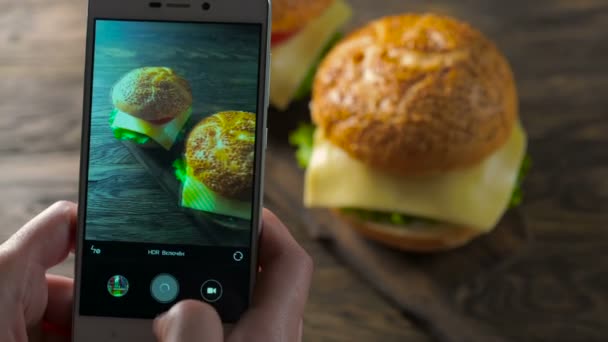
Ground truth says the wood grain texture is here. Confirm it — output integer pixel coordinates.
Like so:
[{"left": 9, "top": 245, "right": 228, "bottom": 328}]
[
  {"left": 0, "top": 0, "right": 607, "bottom": 341},
  {"left": 265, "top": 147, "right": 525, "bottom": 341},
  {"left": 267, "top": 0, "right": 608, "bottom": 341}
]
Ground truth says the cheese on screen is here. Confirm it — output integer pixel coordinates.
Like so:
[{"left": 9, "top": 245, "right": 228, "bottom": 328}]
[
  {"left": 112, "top": 108, "right": 191, "bottom": 150},
  {"left": 270, "top": 0, "right": 352, "bottom": 109},
  {"left": 304, "top": 123, "right": 527, "bottom": 231},
  {"left": 181, "top": 171, "right": 252, "bottom": 220}
]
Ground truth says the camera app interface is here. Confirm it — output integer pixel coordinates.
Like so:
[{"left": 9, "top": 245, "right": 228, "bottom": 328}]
[{"left": 79, "top": 19, "right": 262, "bottom": 322}]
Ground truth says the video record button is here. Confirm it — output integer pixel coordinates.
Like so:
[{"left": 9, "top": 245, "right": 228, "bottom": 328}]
[{"left": 200, "top": 279, "right": 223, "bottom": 302}]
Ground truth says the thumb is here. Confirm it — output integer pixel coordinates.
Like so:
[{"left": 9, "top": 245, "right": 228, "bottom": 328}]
[
  {"left": 154, "top": 300, "right": 223, "bottom": 342},
  {"left": 2, "top": 201, "right": 77, "bottom": 269}
]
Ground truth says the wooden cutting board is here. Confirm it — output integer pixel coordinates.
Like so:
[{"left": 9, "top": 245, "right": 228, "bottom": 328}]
[
  {"left": 263, "top": 133, "right": 523, "bottom": 342},
  {"left": 122, "top": 140, "right": 251, "bottom": 246},
  {"left": 264, "top": 95, "right": 607, "bottom": 341}
]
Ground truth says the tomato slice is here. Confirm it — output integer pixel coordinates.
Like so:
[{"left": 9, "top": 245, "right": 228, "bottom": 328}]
[
  {"left": 271, "top": 31, "right": 298, "bottom": 47},
  {"left": 148, "top": 116, "right": 174, "bottom": 125}
]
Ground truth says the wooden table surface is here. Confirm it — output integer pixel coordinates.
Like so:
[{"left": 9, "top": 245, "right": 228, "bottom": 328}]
[{"left": 1, "top": 0, "right": 607, "bottom": 341}]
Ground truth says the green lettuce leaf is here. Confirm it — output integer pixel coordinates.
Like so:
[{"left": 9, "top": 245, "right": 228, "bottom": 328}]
[
  {"left": 288, "top": 123, "right": 316, "bottom": 168},
  {"left": 109, "top": 109, "right": 150, "bottom": 145},
  {"left": 509, "top": 154, "right": 532, "bottom": 208},
  {"left": 289, "top": 124, "right": 533, "bottom": 226},
  {"left": 173, "top": 158, "right": 188, "bottom": 183},
  {"left": 341, "top": 208, "right": 437, "bottom": 226},
  {"left": 292, "top": 31, "right": 344, "bottom": 101}
]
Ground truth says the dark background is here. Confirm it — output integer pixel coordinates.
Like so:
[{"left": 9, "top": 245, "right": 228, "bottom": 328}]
[
  {"left": 86, "top": 20, "right": 260, "bottom": 246},
  {"left": 1, "top": 0, "right": 607, "bottom": 340}
]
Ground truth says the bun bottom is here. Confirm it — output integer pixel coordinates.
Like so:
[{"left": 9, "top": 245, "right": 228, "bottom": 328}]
[{"left": 332, "top": 210, "right": 484, "bottom": 253}]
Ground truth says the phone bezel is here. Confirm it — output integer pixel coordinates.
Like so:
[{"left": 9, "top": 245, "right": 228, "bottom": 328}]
[{"left": 72, "top": 0, "right": 271, "bottom": 340}]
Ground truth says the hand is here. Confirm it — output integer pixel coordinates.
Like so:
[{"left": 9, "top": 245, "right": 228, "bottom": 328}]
[
  {"left": 154, "top": 209, "right": 314, "bottom": 342},
  {"left": 0, "top": 201, "right": 77, "bottom": 342}
]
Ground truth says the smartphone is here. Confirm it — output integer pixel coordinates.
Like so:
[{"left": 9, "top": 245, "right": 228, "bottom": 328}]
[{"left": 72, "top": 0, "right": 270, "bottom": 340}]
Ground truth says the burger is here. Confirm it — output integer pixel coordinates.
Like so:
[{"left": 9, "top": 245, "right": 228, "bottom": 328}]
[
  {"left": 109, "top": 67, "right": 193, "bottom": 150},
  {"left": 270, "top": 0, "right": 352, "bottom": 110},
  {"left": 173, "top": 111, "right": 255, "bottom": 220},
  {"left": 290, "top": 14, "right": 532, "bottom": 252}
]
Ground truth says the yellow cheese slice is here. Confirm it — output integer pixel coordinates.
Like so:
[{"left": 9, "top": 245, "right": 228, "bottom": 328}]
[
  {"left": 181, "top": 171, "right": 252, "bottom": 220},
  {"left": 304, "top": 123, "right": 527, "bottom": 231},
  {"left": 111, "top": 108, "right": 191, "bottom": 150},
  {"left": 270, "top": 0, "right": 352, "bottom": 110}
]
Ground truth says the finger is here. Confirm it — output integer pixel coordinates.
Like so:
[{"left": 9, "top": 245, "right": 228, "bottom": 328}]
[
  {"left": 154, "top": 300, "right": 223, "bottom": 342},
  {"left": 4, "top": 201, "right": 77, "bottom": 269},
  {"left": 44, "top": 274, "right": 73, "bottom": 331},
  {"left": 231, "top": 209, "right": 313, "bottom": 341}
]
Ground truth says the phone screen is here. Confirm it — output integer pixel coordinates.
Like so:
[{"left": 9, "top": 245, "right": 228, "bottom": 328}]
[{"left": 78, "top": 19, "right": 263, "bottom": 322}]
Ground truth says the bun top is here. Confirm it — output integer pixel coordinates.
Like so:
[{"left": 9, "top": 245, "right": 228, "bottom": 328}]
[
  {"left": 112, "top": 67, "right": 192, "bottom": 122},
  {"left": 311, "top": 14, "right": 518, "bottom": 175},
  {"left": 185, "top": 111, "right": 256, "bottom": 200},
  {"left": 272, "top": 0, "right": 333, "bottom": 33}
]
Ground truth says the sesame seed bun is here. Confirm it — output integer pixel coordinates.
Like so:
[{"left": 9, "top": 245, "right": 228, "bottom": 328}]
[
  {"left": 311, "top": 13, "right": 518, "bottom": 175},
  {"left": 185, "top": 111, "right": 256, "bottom": 200},
  {"left": 272, "top": 0, "right": 333, "bottom": 33},
  {"left": 112, "top": 67, "right": 192, "bottom": 122},
  {"left": 333, "top": 210, "right": 481, "bottom": 252}
]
